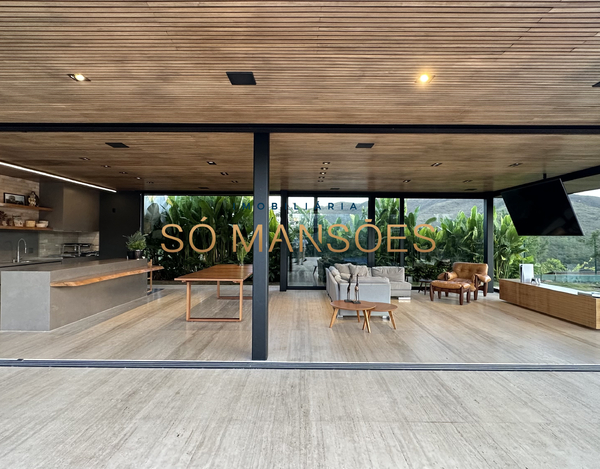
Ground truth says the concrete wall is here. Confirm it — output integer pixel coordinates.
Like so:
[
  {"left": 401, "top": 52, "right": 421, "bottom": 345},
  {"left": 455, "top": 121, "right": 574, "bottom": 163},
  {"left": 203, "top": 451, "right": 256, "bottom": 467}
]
[{"left": 99, "top": 192, "right": 142, "bottom": 259}]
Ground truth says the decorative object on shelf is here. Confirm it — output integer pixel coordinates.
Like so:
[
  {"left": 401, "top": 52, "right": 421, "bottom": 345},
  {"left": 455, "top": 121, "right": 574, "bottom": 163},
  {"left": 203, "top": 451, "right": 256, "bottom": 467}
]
[
  {"left": 3, "top": 193, "right": 25, "bottom": 205},
  {"left": 0, "top": 211, "right": 6, "bottom": 226},
  {"left": 28, "top": 191, "right": 39, "bottom": 207},
  {"left": 25, "top": 219, "right": 36, "bottom": 228},
  {"left": 13, "top": 216, "right": 24, "bottom": 227},
  {"left": 36, "top": 220, "right": 49, "bottom": 228},
  {"left": 125, "top": 230, "right": 147, "bottom": 260},
  {"left": 354, "top": 274, "right": 360, "bottom": 303},
  {"left": 7, "top": 216, "right": 14, "bottom": 226}
]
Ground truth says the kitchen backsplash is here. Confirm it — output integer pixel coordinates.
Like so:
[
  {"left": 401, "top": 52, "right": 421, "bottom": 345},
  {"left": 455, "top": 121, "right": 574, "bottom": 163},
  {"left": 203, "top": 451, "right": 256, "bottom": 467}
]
[
  {"left": 1, "top": 173, "right": 100, "bottom": 260},
  {"left": 38, "top": 231, "right": 100, "bottom": 258}
]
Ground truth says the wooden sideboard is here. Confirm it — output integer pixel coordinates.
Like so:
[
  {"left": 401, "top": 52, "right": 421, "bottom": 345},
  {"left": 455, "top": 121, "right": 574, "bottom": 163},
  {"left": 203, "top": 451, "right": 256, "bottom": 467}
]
[{"left": 499, "top": 279, "right": 600, "bottom": 329}]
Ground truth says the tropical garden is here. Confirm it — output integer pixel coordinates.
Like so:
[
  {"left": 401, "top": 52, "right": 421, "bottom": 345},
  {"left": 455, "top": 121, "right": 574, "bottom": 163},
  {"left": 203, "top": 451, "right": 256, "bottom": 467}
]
[{"left": 143, "top": 195, "right": 599, "bottom": 290}]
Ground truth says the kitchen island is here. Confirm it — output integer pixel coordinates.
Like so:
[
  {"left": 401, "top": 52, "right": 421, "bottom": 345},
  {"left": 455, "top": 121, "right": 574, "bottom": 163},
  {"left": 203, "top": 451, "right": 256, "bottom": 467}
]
[{"left": 1, "top": 259, "right": 156, "bottom": 331}]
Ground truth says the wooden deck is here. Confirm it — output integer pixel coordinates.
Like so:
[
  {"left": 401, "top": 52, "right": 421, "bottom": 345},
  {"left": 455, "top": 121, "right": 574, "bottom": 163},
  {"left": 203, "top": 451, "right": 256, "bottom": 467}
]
[{"left": 1, "top": 286, "right": 600, "bottom": 363}]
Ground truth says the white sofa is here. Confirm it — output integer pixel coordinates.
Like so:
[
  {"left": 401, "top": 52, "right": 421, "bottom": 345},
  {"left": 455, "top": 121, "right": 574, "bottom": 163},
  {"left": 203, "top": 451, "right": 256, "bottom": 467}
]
[{"left": 326, "top": 263, "right": 411, "bottom": 317}]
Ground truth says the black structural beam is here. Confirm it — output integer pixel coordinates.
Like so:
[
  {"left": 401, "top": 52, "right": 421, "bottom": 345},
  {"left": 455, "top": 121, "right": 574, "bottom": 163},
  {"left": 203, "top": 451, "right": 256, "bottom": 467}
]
[
  {"left": 279, "top": 190, "right": 289, "bottom": 292},
  {"left": 3, "top": 123, "right": 600, "bottom": 135},
  {"left": 483, "top": 196, "right": 495, "bottom": 289},
  {"left": 367, "top": 196, "right": 376, "bottom": 267},
  {"left": 399, "top": 197, "right": 406, "bottom": 268},
  {"left": 252, "top": 133, "right": 270, "bottom": 361}
]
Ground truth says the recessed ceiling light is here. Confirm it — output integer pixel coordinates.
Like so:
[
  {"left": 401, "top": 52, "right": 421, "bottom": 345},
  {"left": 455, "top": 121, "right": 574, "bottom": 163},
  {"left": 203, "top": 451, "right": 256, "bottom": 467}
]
[
  {"left": 320, "top": 167, "right": 328, "bottom": 170},
  {"left": 463, "top": 179, "right": 473, "bottom": 183},
  {"left": 320, "top": 172, "right": 326, "bottom": 175},
  {"left": 207, "top": 161, "right": 216, "bottom": 165},
  {"left": 323, "top": 162, "right": 330, "bottom": 165},
  {"left": 431, "top": 163, "right": 442, "bottom": 167},
  {"left": 355, "top": 143, "right": 374, "bottom": 149},
  {"left": 67, "top": 73, "right": 90, "bottom": 82},
  {"left": 198, "top": 186, "right": 209, "bottom": 190},
  {"left": 231, "top": 180, "right": 238, "bottom": 183},
  {"left": 105, "top": 142, "right": 129, "bottom": 148},
  {"left": 220, "top": 172, "right": 229, "bottom": 176},
  {"left": 508, "top": 163, "right": 522, "bottom": 167},
  {"left": 119, "top": 171, "right": 128, "bottom": 174},
  {"left": 330, "top": 187, "right": 340, "bottom": 190},
  {"left": 417, "top": 74, "right": 434, "bottom": 84},
  {"left": 0, "top": 161, "right": 115, "bottom": 192},
  {"left": 226, "top": 71, "right": 256, "bottom": 85},
  {"left": 136, "top": 177, "right": 142, "bottom": 180},
  {"left": 593, "top": 82, "right": 600, "bottom": 88},
  {"left": 403, "top": 179, "right": 411, "bottom": 183},
  {"left": 102, "top": 165, "right": 111, "bottom": 168},
  {"left": 147, "top": 181, "right": 154, "bottom": 184},
  {"left": 79, "top": 157, "right": 90, "bottom": 161}
]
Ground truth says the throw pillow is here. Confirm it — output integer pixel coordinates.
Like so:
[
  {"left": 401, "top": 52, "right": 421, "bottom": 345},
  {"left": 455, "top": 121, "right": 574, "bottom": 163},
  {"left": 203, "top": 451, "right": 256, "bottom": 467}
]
[
  {"left": 349, "top": 264, "right": 369, "bottom": 277},
  {"left": 329, "top": 267, "right": 341, "bottom": 277},
  {"left": 334, "top": 263, "right": 352, "bottom": 275},
  {"left": 340, "top": 273, "right": 351, "bottom": 281}
]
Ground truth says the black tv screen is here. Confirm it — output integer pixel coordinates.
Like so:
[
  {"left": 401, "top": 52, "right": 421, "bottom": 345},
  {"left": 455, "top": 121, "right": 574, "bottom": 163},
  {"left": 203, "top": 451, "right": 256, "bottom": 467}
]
[{"left": 501, "top": 179, "right": 583, "bottom": 236}]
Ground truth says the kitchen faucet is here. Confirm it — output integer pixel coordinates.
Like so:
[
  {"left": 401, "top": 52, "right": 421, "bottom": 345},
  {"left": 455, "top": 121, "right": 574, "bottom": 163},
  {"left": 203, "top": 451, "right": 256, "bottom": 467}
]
[{"left": 16, "top": 238, "right": 26, "bottom": 263}]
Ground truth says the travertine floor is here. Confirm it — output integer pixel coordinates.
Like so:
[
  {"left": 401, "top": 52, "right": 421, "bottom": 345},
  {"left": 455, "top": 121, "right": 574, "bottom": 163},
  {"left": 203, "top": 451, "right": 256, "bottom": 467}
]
[
  {"left": 0, "top": 367, "right": 599, "bottom": 468},
  {"left": 1, "top": 286, "right": 600, "bottom": 363}
]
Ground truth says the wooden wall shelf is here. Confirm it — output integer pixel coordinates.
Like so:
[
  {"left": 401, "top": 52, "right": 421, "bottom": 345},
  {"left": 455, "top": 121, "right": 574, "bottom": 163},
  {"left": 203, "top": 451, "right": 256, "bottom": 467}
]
[
  {"left": 0, "top": 226, "right": 52, "bottom": 231},
  {"left": 0, "top": 203, "right": 52, "bottom": 212}
]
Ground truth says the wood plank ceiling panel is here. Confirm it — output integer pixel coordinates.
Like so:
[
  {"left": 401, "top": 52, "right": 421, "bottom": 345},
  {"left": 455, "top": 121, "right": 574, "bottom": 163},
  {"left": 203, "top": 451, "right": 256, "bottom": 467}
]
[
  {"left": 0, "top": 2, "right": 599, "bottom": 193},
  {"left": 1, "top": 132, "right": 600, "bottom": 193},
  {"left": 0, "top": 1, "right": 599, "bottom": 125}
]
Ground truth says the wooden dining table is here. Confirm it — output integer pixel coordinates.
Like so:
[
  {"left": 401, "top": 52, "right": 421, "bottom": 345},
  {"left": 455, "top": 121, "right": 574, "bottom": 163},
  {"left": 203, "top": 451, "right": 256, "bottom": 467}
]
[{"left": 175, "top": 264, "right": 253, "bottom": 322}]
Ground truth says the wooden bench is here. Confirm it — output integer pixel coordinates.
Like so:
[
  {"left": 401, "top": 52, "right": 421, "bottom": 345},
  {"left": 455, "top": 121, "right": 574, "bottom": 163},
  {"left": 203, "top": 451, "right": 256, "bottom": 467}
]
[{"left": 51, "top": 265, "right": 163, "bottom": 288}]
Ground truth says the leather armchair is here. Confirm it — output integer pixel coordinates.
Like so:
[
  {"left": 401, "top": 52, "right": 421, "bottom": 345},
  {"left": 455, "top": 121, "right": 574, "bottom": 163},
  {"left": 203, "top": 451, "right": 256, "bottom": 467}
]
[{"left": 438, "top": 262, "right": 491, "bottom": 299}]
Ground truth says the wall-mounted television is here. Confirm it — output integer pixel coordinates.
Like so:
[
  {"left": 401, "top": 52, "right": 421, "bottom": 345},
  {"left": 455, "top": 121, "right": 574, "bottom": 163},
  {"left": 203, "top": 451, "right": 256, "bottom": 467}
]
[{"left": 501, "top": 179, "right": 583, "bottom": 236}]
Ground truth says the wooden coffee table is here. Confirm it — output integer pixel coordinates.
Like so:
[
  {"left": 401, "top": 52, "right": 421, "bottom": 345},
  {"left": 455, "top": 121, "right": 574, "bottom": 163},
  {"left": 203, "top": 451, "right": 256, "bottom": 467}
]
[
  {"left": 362, "top": 302, "right": 398, "bottom": 330},
  {"left": 329, "top": 300, "right": 376, "bottom": 333}
]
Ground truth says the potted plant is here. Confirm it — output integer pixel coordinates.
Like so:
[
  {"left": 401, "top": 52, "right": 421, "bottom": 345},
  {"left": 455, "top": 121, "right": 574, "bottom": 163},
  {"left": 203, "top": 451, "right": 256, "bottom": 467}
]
[
  {"left": 124, "top": 231, "right": 147, "bottom": 260},
  {"left": 236, "top": 241, "right": 247, "bottom": 265}
]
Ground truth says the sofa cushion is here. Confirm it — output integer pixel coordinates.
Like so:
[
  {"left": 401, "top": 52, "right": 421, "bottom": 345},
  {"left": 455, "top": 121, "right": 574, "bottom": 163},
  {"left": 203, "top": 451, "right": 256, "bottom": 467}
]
[
  {"left": 390, "top": 281, "right": 411, "bottom": 291},
  {"left": 358, "top": 277, "right": 389, "bottom": 285},
  {"left": 329, "top": 266, "right": 341, "bottom": 277},
  {"left": 339, "top": 273, "right": 351, "bottom": 281},
  {"left": 334, "top": 274, "right": 344, "bottom": 283},
  {"left": 334, "top": 263, "right": 352, "bottom": 275},
  {"left": 372, "top": 266, "right": 405, "bottom": 282},
  {"left": 349, "top": 264, "right": 369, "bottom": 278}
]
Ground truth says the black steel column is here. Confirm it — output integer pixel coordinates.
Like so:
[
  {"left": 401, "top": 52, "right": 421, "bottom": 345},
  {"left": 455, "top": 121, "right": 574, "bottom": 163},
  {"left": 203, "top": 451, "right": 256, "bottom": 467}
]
[
  {"left": 252, "top": 133, "right": 270, "bottom": 360},
  {"left": 483, "top": 195, "right": 495, "bottom": 288},
  {"left": 367, "top": 196, "right": 376, "bottom": 267},
  {"left": 279, "top": 190, "right": 289, "bottom": 292},
  {"left": 399, "top": 197, "right": 406, "bottom": 267}
]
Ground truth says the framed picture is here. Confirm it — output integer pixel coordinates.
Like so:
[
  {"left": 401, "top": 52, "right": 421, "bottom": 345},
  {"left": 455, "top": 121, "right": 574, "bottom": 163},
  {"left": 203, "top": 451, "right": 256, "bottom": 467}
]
[{"left": 4, "top": 193, "right": 26, "bottom": 205}]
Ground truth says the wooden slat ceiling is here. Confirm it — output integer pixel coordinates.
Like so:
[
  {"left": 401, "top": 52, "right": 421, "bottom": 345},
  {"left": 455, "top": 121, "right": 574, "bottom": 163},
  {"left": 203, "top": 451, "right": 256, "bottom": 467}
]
[
  {"left": 1, "top": 132, "right": 600, "bottom": 193},
  {"left": 0, "top": 1, "right": 599, "bottom": 193}
]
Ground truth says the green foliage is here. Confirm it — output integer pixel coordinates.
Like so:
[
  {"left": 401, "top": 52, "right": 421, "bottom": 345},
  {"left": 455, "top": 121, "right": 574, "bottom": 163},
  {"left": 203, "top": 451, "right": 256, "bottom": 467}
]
[
  {"left": 124, "top": 230, "right": 147, "bottom": 251},
  {"left": 539, "top": 258, "right": 567, "bottom": 274},
  {"left": 144, "top": 196, "right": 281, "bottom": 281},
  {"left": 410, "top": 259, "right": 452, "bottom": 282}
]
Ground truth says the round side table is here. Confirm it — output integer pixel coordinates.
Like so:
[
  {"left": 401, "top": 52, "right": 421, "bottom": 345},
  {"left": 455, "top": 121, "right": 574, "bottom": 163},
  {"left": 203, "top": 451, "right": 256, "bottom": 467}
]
[
  {"left": 362, "top": 302, "right": 398, "bottom": 331},
  {"left": 329, "top": 300, "right": 376, "bottom": 333}
]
